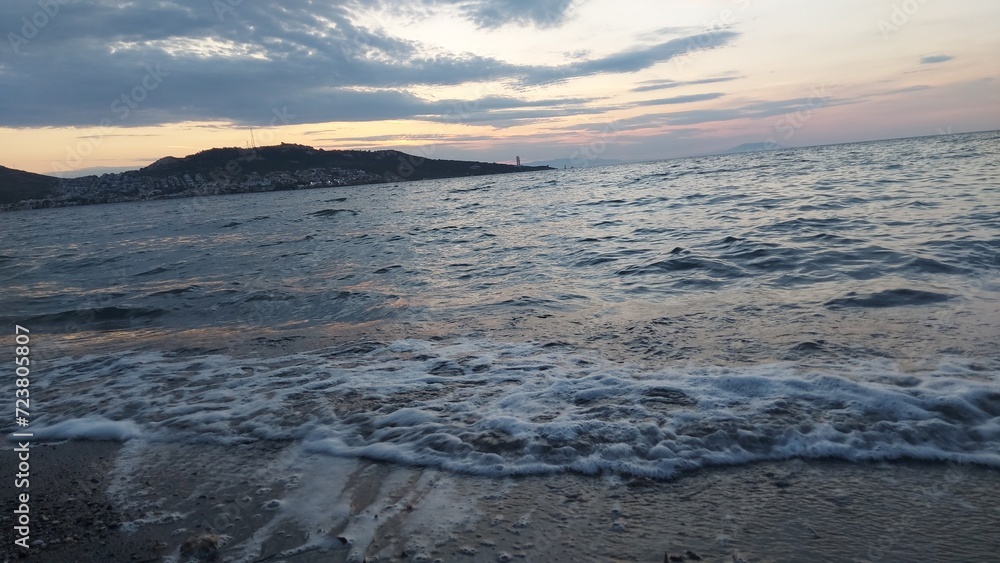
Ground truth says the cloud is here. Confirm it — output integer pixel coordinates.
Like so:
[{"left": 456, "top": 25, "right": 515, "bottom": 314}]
[
  {"left": 306, "top": 133, "right": 501, "bottom": 143},
  {"left": 920, "top": 55, "right": 954, "bottom": 64},
  {"left": 0, "top": 0, "right": 739, "bottom": 128},
  {"left": 634, "top": 92, "right": 726, "bottom": 106},
  {"left": 603, "top": 96, "right": 850, "bottom": 129},
  {"left": 631, "top": 76, "right": 741, "bottom": 93},
  {"left": 524, "top": 30, "right": 740, "bottom": 84},
  {"left": 635, "top": 26, "right": 705, "bottom": 42},
  {"left": 458, "top": 0, "right": 581, "bottom": 29},
  {"left": 876, "top": 85, "right": 933, "bottom": 96},
  {"left": 365, "top": 0, "right": 582, "bottom": 29}
]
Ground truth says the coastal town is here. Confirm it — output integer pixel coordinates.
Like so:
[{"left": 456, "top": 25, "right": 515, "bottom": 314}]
[
  {"left": 0, "top": 165, "right": 385, "bottom": 212},
  {"left": 0, "top": 144, "right": 549, "bottom": 212}
]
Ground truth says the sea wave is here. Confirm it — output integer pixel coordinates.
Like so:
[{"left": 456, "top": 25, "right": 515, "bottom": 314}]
[{"left": 22, "top": 338, "right": 1000, "bottom": 479}]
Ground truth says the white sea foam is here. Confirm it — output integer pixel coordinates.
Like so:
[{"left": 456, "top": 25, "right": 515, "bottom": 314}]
[
  {"left": 32, "top": 416, "right": 143, "bottom": 441},
  {"left": 17, "top": 339, "right": 1000, "bottom": 478}
]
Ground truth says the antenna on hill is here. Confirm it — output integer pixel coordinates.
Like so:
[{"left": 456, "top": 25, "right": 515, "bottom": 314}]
[{"left": 250, "top": 128, "right": 257, "bottom": 149}]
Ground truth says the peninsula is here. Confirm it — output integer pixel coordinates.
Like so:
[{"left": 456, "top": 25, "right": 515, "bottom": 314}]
[{"left": 0, "top": 144, "right": 552, "bottom": 211}]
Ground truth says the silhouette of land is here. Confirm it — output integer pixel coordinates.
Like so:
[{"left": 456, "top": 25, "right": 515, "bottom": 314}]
[{"left": 0, "top": 143, "right": 551, "bottom": 211}]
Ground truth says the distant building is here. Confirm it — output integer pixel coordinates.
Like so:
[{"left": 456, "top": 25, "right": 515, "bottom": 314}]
[{"left": 516, "top": 156, "right": 521, "bottom": 166}]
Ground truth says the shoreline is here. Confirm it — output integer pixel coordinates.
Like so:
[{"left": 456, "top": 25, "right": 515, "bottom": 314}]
[{"left": 3, "top": 440, "right": 998, "bottom": 562}]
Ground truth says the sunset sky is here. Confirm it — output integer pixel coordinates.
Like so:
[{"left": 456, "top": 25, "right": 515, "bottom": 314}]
[{"left": 1, "top": 0, "right": 998, "bottom": 175}]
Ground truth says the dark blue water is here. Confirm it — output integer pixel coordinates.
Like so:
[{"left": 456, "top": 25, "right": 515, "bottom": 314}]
[{"left": 1, "top": 131, "right": 999, "bottom": 477}]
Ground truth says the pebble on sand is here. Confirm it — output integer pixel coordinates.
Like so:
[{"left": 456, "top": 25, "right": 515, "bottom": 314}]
[{"left": 179, "top": 533, "right": 222, "bottom": 560}]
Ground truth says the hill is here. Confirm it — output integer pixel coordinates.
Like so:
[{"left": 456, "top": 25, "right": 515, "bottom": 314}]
[
  {"left": 718, "top": 142, "right": 785, "bottom": 154},
  {"left": 0, "top": 144, "right": 552, "bottom": 211},
  {"left": 140, "top": 144, "right": 550, "bottom": 182},
  {"left": 0, "top": 165, "right": 61, "bottom": 205}
]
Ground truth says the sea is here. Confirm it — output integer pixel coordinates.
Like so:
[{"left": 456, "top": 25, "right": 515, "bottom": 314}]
[
  {"left": 3, "top": 130, "right": 1000, "bottom": 475},
  {"left": 2, "top": 131, "right": 999, "bottom": 559}
]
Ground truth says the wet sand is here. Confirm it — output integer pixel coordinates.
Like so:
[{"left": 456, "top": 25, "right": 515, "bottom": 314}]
[
  {"left": 0, "top": 441, "right": 160, "bottom": 562},
  {"left": 3, "top": 440, "right": 999, "bottom": 562}
]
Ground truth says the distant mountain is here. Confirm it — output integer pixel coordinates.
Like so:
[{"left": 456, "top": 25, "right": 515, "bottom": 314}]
[
  {"left": 1, "top": 144, "right": 553, "bottom": 211},
  {"left": 718, "top": 142, "right": 785, "bottom": 154},
  {"left": 48, "top": 165, "right": 139, "bottom": 178},
  {"left": 524, "top": 157, "right": 626, "bottom": 168},
  {"left": 0, "top": 165, "right": 61, "bottom": 205}
]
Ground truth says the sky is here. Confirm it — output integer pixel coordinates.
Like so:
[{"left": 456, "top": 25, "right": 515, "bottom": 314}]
[{"left": 1, "top": 0, "right": 998, "bottom": 175}]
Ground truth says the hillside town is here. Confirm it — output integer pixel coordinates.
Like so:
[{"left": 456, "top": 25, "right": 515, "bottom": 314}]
[{"left": 0, "top": 166, "right": 385, "bottom": 211}]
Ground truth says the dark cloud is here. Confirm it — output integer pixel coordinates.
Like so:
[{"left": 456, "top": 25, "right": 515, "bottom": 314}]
[
  {"left": 524, "top": 30, "right": 740, "bottom": 84},
  {"left": 459, "top": 0, "right": 580, "bottom": 29},
  {"left": 361, "top": 0, "right": 581, "bottom": 29},
  {"left": 920, "top": 55, "right": 953, "bottom": 64},
  {"left": 0, "top": 0, "right": 740, "bottom": 128}
]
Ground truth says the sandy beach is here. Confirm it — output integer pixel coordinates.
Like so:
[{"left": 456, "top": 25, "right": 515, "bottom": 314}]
[
  {"left": 7, "top": 325, "right": 999, "bottom": 562},
  {"left": 3, "top": 440, "right": 999, "bottom": 562}
]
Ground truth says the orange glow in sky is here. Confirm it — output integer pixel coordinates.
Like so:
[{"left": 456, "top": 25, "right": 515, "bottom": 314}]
[{"left": 1, "top": 0, "right": 997, "bottom": 175}]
